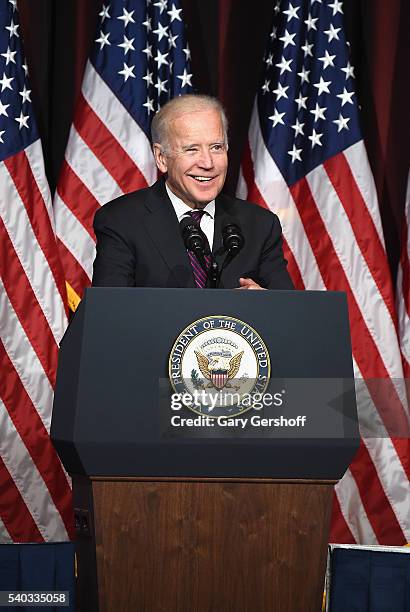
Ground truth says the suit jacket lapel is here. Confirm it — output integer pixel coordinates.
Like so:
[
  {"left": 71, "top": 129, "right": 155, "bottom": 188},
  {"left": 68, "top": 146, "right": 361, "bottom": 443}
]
[{"left": 143, "top": 179, "right": 196, "bottom": 288}]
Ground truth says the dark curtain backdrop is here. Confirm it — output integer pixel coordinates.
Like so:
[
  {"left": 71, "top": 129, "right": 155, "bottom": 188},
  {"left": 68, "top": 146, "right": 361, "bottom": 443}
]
[{"left": 17, "top": 0, "right": 409, "bottom": 280}]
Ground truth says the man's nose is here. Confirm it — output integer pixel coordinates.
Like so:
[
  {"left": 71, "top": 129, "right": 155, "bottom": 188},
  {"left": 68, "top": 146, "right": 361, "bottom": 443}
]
[{"left": 197, "top": 148, "right": 214, "bottom": 169}]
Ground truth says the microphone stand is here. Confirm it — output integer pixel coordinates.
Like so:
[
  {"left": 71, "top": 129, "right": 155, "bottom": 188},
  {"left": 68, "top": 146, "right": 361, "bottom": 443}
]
[
  {"left": 214, "top": 253, "right": 233, "bottom": 289},
  {"left": 214, "top": 222, "right": 245, "bottom": 288},
  {"left": 208, "top": 261, "right": 219, "bottom": 289}
]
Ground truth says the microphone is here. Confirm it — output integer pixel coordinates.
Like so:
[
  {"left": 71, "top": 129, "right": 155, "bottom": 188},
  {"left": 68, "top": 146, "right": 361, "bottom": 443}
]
[
  {"left": 222, "top": 223, "right": 244, "bottom": 260},
  {"left": 180, "top": 217, "right": 207, "bottom": 268}
]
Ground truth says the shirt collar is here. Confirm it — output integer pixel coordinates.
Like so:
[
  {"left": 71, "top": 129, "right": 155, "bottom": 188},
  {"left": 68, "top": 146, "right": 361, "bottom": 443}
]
[{"left": 165, "top": 183, "right": 215, "bottom": 221}]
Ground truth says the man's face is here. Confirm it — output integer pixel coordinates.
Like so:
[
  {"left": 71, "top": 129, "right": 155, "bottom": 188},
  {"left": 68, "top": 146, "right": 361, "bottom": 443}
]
[{"left": 153, "top": 108, "right": 228, "bottom": 208}]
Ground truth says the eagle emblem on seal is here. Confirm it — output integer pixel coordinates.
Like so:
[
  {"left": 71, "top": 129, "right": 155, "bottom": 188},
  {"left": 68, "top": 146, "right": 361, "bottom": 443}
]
[{"left": 194, "top": 349, "right": 244, "bottom": 390}]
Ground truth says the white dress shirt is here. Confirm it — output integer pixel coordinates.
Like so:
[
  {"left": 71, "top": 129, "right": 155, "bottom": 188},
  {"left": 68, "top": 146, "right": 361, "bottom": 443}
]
[{"left": 165, "top": 183, "right": 215, "bottom": 249}]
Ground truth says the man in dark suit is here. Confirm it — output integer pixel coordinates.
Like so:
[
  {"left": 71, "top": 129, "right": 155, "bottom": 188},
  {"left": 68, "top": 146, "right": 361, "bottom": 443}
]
[{"left": 92, "top": 94, "right": 293, "bottom": 290}]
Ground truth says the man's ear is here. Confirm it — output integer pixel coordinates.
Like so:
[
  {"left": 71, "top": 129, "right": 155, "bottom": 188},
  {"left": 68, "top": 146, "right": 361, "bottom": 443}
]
[{"left": 153, "top": 144, "right": 168, "bottom": 174}]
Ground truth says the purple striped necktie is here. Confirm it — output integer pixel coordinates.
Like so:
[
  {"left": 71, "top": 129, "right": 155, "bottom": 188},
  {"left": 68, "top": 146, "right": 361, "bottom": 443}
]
[{"left": 187, "top": 210, "right": 212, "bottom": 288}]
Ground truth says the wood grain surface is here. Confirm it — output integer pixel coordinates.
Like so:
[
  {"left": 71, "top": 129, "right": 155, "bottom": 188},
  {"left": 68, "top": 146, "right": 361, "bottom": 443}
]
[{"left": 90, "top": 479, "right": 332, "bottom": 612}]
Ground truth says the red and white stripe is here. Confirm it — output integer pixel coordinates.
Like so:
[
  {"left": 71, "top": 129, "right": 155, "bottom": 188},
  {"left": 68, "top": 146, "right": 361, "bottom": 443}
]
[
  {"left": 239, "top": 102, "right": 410, "bottom": 545},
  {"left": 397, "top": 171, "right": 410, "bottom": 384},
  {"left": 0, "top": 140, "right": 73, "bottom": 543},
  {"left": 54, "top": 61, "right": 158, "bottom": 303}
]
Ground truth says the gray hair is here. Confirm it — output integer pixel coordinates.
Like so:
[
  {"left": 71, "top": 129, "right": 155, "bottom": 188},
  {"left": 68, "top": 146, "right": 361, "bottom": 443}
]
[{"left": 151, "top": 94, "right": 229, "bottom": 153}]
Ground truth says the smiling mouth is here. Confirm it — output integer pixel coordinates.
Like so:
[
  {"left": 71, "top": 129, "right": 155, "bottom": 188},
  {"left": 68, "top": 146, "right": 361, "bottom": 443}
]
[{"left": 189, "top": 175, "right": 215, "bottom": 183}]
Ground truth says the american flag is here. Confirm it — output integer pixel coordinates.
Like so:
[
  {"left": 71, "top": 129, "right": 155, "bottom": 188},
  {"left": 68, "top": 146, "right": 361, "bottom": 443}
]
[
  {"left": 238, "top": 0, "right": 410, "bottom": 544},
  {"left": 54, "top": 0, "right": 193, "bottom": 311},
  {"left": 397, "top": 172, "right": 410, "bottom": 384},
  {"left": 0, "top": 0, "right": 73, "bottom": 542}
]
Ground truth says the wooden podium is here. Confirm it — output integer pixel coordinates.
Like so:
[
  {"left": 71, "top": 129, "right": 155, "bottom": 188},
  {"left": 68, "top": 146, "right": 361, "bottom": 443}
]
[
  {"left": 73, "top": 476, "right": 334, "bottom": 611},
  {"left": 52, "top": 288, "right": 359, "bottom": 612}
]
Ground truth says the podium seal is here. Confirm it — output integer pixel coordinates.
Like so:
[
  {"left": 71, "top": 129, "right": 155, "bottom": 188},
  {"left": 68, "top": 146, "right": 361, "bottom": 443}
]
[{"left": 169, "top": 315, "right": 270, "bottom": 417}]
